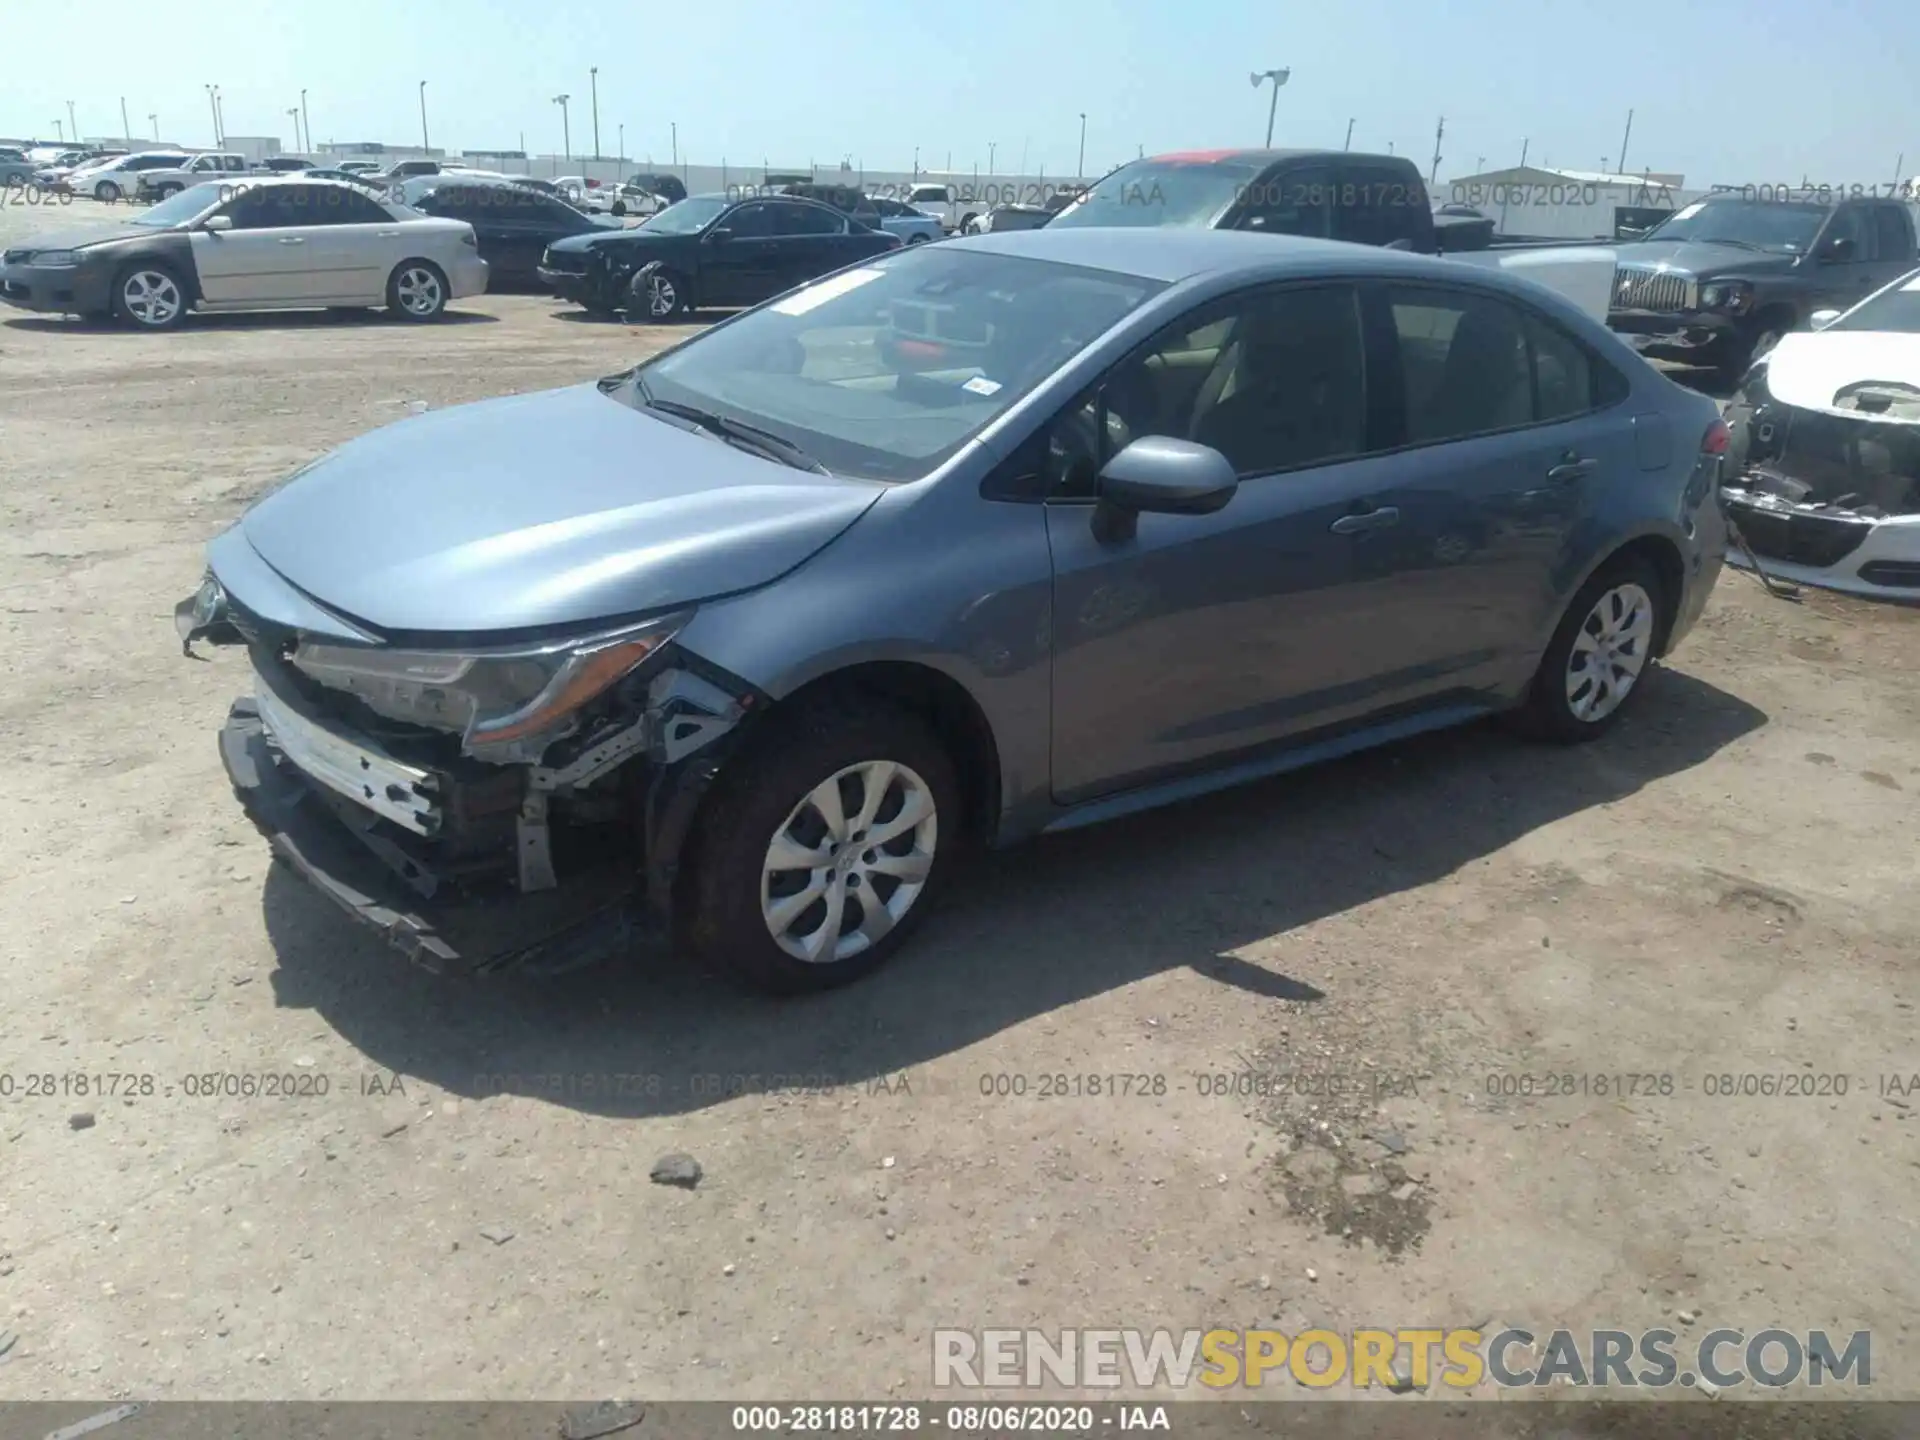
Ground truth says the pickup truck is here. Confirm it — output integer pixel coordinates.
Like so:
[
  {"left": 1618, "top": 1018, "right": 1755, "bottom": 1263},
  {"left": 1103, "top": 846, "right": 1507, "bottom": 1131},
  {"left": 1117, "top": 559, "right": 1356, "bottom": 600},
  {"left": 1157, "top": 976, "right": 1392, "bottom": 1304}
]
[
  {"left": 1042, "top": 149, "right": 1619, "bottom": 321},
  {"left": 1604, "top": 190, "right": 1920, "bottom": 379},
  {"left": 134, "top": 152, "right": 262, "bottom": 200}
]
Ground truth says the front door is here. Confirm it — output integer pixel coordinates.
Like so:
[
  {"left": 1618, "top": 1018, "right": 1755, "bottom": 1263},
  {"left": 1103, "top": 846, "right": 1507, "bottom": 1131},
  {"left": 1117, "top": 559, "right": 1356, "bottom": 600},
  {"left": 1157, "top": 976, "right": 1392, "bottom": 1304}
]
[
  {"left": 1046, "top": 282, "right": 1436, "bottom": 802},
  {"left": 190, "top": 186, "right": 321, "bottom": 305},
  {"left": 701, "top": 201, "right": 783, "bottom": 307}
]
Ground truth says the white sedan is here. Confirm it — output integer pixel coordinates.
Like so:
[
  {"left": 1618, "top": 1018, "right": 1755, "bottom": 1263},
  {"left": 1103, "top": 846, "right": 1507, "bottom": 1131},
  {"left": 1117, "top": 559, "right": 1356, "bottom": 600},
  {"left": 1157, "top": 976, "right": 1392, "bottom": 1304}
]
[
  {"left": 1721, "top": 268, "right": 1920, "bottom": 601},
  {"left": 0, "top": 177, "right": 488, "bottom": 330}
]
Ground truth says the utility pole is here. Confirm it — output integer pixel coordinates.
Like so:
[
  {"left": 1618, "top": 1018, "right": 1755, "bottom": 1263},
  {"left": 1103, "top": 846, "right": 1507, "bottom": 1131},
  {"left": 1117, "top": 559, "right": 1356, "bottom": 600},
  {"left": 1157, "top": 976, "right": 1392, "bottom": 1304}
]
[
  {"left": 1077, "top": 113, "right": 1086, "bottom": 179},
  {"left": 119, "top": 98, "right": 131, "bottom": 144},
  {"left": 148, "top": 113, "right": 158, "bottom": 141},
  {"left": 1429, "top": 115, "right": 1445, "bottom": 186},
  {"left": 418, "top": 80, "right": 429, "bottom": 153},
  {"left": 301, "top": 90, "right": 310, "bottom": 155},
  {"left": 988, "top": 142, "right": 996, "bottom": 173},
  {"left": 1344, "top": 117, "right": 1355, "bottom": 151},
  {"left": 66, "top": 100, "right": 77, "bottom": 143},
  {"left": 214, "top": 92, "right": 225, "bottom": 143},
  {"left": 618, "top": 123, "right": 624, "bottom": 175},
  {"left": 52, "top": 120, "right": 63, "bottom": 143},
  {"left": 1617, "top": 108, "right": 1634, "bottom": 177},
  {"left": 1250, "top": 69, "right": 1290, "bottom": 147},
  {"left": 288, "top": 109, "right": 300, "bottom": 153},
  {"left": 590, "top": 68, "right": 600, "bottom": 158},
  {"left": 1895, "top": 152, "right": 1906, "bottom": 186},
  {"left": 553, "top": 95, "right": 571, "bottom": 162}
]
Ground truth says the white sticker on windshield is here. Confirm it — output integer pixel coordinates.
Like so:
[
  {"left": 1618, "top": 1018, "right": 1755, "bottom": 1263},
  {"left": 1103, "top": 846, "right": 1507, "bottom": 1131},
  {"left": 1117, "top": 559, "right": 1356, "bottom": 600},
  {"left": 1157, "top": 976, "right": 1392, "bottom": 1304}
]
[
  {"left": 962, "top": 376, "right": 1003, "bottom": 396},
  {"left": 770, "top": 268, "right": 887, "bottom": 316},
  {"left": 1668, "top": 201, "right": 1706, "bottom": 222}
]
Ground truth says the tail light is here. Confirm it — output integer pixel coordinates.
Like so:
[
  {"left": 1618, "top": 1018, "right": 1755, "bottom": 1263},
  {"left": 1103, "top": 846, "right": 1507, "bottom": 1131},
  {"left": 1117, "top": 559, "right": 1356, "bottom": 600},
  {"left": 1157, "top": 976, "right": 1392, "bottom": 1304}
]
[{"left": 1701, "top": 418, "right": 1730, "bottom": 455}]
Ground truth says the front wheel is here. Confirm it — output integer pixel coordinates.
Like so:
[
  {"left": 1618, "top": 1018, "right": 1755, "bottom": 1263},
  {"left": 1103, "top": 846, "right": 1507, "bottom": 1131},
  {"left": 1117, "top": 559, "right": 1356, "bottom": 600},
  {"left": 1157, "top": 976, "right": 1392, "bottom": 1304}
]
[
  {"left": 386, "top": 260, "right": 448, "bottom": 320},
  {"left": 94, "top": 180, "right": 121, "bottom": 203},
  {"left": 624, "top": 261, "right": 690, "bottom": 322},
  {"left": 1517, "top": 557, "right": 1666, "bottom": 742},
  {"left": 680, "top": 697, "right": 960, "bottom": 993},
  {"left": 111, "top": 261, "right": 188, "bottom": 330},
  {"left": 154, "top": 183, "right": 182, "bottom": 199},
  {"left": 906, "top": 232, "right": 929, "bottom": 244}
]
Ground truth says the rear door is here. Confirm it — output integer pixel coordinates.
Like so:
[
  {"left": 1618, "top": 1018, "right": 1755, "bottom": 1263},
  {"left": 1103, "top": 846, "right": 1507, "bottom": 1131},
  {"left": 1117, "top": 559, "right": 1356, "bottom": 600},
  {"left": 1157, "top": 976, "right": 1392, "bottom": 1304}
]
[
  {"left": 771, "top": 199, "right": 855, "bottom": 288},
  {"left": 299, "top": 183, "right": 407, "bottom": 301},
  {"left": 1361, "top": 280, "right": 1638, "bottom": 681}
]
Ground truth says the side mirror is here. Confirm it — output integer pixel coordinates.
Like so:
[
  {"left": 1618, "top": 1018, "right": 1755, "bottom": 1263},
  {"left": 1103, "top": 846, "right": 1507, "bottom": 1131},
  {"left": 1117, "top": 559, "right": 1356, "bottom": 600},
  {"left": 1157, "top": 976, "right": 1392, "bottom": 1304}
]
[
  {"left": 1820, "top": 235, "right": 1855, "bottom": 262},
  {"left": 1091, "top": 436, "right": 1238, "bottom": 543},
  {"left": 706, "top": 226, "right": 733, "bottom": 242},
  {"left": 1810, "top": 308, "right": 1842, "bottom": 330},
  {"left": 201, "top": 214, "right": 233, "bottom": 233}
]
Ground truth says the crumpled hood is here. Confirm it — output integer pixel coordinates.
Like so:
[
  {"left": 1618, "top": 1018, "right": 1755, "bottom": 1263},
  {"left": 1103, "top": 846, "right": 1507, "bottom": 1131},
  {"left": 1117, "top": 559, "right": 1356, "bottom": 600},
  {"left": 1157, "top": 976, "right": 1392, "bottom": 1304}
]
[
  {"left": 1612, "top": 238, "right": 1797, "bottom": 278},
  {"left": 1764, "top": 330, "right": 1920, "bottom": 419},
  {"left": 238, "top": 383, "right": 883, "bottom": 637}
]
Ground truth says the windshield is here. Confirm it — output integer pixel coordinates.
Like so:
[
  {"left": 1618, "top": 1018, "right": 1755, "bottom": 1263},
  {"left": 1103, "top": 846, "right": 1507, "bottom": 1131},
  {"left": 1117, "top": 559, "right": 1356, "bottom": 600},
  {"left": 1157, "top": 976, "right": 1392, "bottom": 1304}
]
[
  {"left": 1831, "top": 272, "right": 1920, "bottom": 333},
  {"left": 1637, "top": 198, "right": 1827, "bottom": 253},
  {"left": 639, "top": 196, "right": 730, "bottom": 235},
  {"left": 1046, "top": 157, "right": 1263, "bottom": 230},
  {"left": 627, "top": 247, "right": 1164, "bottom": 481},
  {"left": 129, "top": 181, "right": 231, "bottom": 226}
]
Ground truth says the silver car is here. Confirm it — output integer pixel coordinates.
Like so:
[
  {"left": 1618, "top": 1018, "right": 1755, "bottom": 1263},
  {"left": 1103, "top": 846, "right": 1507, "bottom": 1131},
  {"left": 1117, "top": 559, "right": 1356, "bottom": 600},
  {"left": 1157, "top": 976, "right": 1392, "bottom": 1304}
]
[{"left": 178, "top": 229, "right": 1727, "bottom": 992}]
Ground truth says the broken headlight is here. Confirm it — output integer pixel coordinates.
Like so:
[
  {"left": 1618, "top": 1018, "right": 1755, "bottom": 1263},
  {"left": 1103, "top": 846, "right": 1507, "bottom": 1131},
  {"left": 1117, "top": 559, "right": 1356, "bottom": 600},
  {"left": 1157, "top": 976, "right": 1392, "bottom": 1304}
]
[
  {"left": 1700, "top": 280, "right": 1754, "bottom": 315},
  {"left": 289, "top": 609, "right": 692, "bottom": 757}
]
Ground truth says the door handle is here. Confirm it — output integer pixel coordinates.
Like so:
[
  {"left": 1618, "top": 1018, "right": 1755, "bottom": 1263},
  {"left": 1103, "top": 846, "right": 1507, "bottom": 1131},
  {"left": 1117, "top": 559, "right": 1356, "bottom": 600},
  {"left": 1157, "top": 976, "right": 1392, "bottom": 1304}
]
[
  {"left": 1546, "top": 456, "right": 1600, "bottom": 483},
  {"left": 277, "top": 236, "right": 305, "bottom": 244},
  {"left": 376, "top": 230, "right": 400, "bottom": 238},
  {"left": 1329, "top": 506, "right": 1400, "bottom": 534}
]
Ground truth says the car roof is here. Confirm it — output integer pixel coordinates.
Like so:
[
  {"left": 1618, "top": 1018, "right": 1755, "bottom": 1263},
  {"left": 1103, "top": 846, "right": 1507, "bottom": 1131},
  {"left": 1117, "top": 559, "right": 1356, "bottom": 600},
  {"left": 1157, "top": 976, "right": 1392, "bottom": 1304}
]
[
  {"left": 951, "top": 227, "right": 1462, "bottom": 285},
  {"left": 1133, "top": 147, "right": 1397, "bottom": 168}
]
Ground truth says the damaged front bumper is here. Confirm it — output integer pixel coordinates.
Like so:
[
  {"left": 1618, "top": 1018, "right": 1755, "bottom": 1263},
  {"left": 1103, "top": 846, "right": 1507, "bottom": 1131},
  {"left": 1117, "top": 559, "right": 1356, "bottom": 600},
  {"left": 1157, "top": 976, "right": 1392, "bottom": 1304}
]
[
  {"left": 191, "top": 576, "right": 762, "bottom": 975},
  {"left": 1722, "top": 380, "right": 1920, "bottom": 600}
]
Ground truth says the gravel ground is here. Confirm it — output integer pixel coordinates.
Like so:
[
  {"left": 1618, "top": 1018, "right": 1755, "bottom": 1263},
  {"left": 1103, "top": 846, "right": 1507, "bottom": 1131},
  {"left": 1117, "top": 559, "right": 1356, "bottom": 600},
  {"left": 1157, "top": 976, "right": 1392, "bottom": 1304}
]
[{"left": 1, "top": 198, "right": 1916, "bottom": 1410}]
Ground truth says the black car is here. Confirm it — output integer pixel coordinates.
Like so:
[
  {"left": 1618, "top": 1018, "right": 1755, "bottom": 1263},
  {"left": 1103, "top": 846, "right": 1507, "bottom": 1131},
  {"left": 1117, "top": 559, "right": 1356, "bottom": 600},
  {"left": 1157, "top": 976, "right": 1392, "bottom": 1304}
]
[
  {"left": 780, "top": 181, "right": 884, "bottom": 230},
  {"left": 263, "top": 157, "right": 315, "bottom": 173},
  {"left": 399, "top": 175, "right": 620, "bottom": 287},
  {"left": 538, "top": 192, "right": 900, "bottom": 320},
  {"left": 628, "top": 171, "right": 687, "bottom": 205},
  {"left": 1606, "top": 193, "right": 1920, "bottom": 377}
]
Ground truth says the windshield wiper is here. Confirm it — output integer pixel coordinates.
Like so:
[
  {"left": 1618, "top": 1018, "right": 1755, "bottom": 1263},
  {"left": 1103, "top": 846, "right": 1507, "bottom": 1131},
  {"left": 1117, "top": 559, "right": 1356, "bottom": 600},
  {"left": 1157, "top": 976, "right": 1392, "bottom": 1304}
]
[{"left": 633, "top": 379, "right": 830, "bottom": 473}]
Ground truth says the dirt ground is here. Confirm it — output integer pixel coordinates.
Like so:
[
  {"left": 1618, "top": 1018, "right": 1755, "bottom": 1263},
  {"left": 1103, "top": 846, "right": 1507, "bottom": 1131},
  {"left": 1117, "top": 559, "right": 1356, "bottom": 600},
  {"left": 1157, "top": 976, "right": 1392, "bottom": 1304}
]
[{"left": 1, "top": 198, "right": 1916, "bottom": 1409}]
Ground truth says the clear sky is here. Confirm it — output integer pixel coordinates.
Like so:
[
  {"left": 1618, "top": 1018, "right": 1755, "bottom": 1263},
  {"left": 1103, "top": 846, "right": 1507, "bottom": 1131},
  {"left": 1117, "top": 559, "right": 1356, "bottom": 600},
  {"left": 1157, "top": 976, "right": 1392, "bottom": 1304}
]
[{"left": 6, "top": 0, "right": 1916, "bottom": 184}]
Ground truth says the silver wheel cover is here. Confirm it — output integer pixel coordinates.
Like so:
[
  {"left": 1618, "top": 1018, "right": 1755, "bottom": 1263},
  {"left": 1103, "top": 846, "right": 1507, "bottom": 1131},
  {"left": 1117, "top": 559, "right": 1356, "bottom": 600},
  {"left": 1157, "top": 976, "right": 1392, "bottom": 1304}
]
[
  {"left": 760, "top": 760, "right": 938, "bottom": 963},
  {"left": 122, "top": 270, "right": 182, "bottom": 326},
  {"left": 1565, "top": 581, "right": 1654, "bottom": 723},
  {"left": 646, "top": 274, "right": 677, "bottom": 317},
  {"left": 396, "top": 267, "right": 442, "bottom": 315}
]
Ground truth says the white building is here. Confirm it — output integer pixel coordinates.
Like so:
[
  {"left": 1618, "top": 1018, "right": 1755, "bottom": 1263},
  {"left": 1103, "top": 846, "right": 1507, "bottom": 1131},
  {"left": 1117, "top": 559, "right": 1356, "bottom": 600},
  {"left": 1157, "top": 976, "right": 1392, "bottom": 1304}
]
[{"left": 1440, "top": 164, "right": 1694, "bottom": 240}]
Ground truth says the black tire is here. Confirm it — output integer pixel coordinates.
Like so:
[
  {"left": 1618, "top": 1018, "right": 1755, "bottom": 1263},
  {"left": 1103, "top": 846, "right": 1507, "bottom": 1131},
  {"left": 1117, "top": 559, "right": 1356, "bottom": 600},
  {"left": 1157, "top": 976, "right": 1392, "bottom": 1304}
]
[
  {"left": 386, "top": 259, "right": 449, "bottom": 321},
  {"left": 94, "top": 180, "right": 121, "bottom": 203},
  {"left": 624, "top": 261, "right": 691, "bottom": 322},
  {"left": 679, "top": 695, "right": 961, "bottom": 994},
  {"left": 1516, "top": 556, "right": 1667, "bottom": 743},
  {"left": 906, "top": 232, "right": 929, "bottom": 244},
  {"left": 155, "top": 183, "right": 182, "bottom": 200},
  {"left": 110, "top": 260, "right": 189, "bottom": 331}
]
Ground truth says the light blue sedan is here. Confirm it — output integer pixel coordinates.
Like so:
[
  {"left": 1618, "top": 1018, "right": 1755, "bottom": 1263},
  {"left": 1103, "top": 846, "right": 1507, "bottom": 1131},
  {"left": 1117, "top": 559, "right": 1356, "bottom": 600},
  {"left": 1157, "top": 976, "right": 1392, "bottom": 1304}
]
[{"left": 868, "top": 195, "right": 945, "bottom": 245}]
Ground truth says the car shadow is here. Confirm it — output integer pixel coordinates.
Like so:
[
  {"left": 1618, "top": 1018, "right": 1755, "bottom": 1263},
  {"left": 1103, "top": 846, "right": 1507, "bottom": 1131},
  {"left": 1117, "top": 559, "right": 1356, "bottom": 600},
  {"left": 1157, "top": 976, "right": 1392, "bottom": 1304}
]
[
  {"left": 2, "top": 309, "right": 498, "bottom": 334},
  {"left": 260, "top": 667, "right": 1767, "bottom": 1117}
]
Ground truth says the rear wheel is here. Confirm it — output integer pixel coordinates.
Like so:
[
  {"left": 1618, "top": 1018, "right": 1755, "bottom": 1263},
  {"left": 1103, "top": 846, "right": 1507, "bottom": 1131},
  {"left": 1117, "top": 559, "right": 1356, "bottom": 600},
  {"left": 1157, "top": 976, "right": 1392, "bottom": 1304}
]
[
  {"left": 680, "top": 697, "right": 959, "bottom": 993},
  {"left": 154, "top": 183, "right": 182, "bottom": 199},
  {"left": 1517, "top": 557, "right": 1666, "bottom": 742},
  {"left": 111, "top": 261, "right": 188, "bottom": 330},
  {"left": 386, "top": 260, "right": 448, "bottom": 320}
]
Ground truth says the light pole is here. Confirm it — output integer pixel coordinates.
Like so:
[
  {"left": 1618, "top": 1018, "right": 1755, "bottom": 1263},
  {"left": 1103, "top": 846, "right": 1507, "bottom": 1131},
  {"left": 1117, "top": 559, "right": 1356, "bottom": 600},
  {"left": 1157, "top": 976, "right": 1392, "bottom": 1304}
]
[
  {"left": 52, "top": 120, "right": 63, "bottom": 143},
  {"left": 205, "top": 85, "right": 220, "bottom": 145},
  {"left": 148, "top": 113, "right": 159, "bottom": 141},
  {"left": 1249, "top": 68, "right": 1290, "bottom": 148},
  {"left": 288, "top": 108, "right": 300, "bottom": 153},
  {"left": 1077, "top": 112, "right": 1086, "bottom": 179},
  {"left": 988, "top": 142, "right": 996, "bottom": 174},
  {"left": 120, "top": 98, "right": 131, "bottom": 144},
  {"left": 214, "top": 90, "right": 226, "bottom": 144},
  {"left": 418, "top": 80, "right": 429, "bottom": 153},
  {"left": 618, "top": 123, "right": 624, "bottom": 177},
  {"left": 553, "top": 95, "right": 571, "bottom": 162},
  {"left": 66, "top": 100, "right": 77, "bottom": 143},
  {"left": 912, "top": 145, "right": 919, "bottom": 176},
  {"left": 1344, "top": 117, "right": 1355, "bottom": 151},
  {"left": 589, "top": 68, "right": 600, "bottom": 159},
  {"left": 671, "top": 122, "right": 678, "bottom": 167},
  {"left": 301, "top": 90, "right": 310, "bottom": 155}
]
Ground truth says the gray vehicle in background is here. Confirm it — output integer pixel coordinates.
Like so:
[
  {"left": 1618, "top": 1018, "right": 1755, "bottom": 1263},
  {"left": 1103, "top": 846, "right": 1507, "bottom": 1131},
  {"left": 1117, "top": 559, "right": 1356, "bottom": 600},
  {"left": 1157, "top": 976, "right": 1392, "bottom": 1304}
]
[{"left": 178, "top": 229, "right": 1727, "bottom": 993}]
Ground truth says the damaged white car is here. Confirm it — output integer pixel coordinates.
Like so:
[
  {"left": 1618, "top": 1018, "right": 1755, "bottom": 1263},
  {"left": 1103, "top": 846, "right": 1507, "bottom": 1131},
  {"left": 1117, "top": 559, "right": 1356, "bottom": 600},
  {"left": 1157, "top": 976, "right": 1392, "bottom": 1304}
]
[{"left": 1723, "top": 269, "right": 1920, "bottom": 599}]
